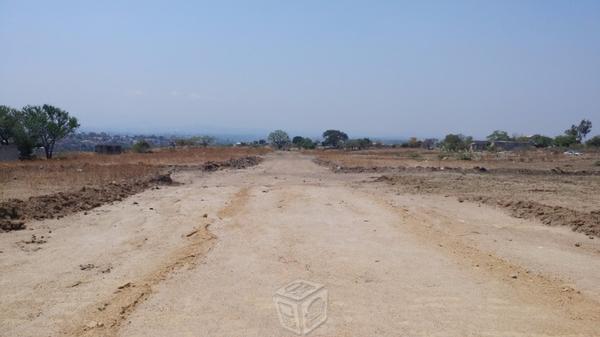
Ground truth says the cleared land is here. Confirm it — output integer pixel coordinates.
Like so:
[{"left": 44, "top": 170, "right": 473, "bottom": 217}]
[{"left": 1, "top": 149, "right": 600, "bottom": 337}]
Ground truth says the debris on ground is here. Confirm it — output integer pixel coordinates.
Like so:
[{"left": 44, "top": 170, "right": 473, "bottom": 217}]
[{"left": 80, "top": 264, "right": 96, "bottom": 271}]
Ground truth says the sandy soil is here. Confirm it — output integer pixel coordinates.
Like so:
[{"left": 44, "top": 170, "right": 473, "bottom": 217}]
[{"left": 2, "top": 152, "right": 600, "bottom": 337}]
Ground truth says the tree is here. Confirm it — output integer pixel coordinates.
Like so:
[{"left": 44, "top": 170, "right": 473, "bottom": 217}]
[
  {"left": 299, "top": 138, "right": 316, "bottom": 149},
  {"left": 345, "top": 138, "right": 371, "bottom": 150},
  {"left": 0, "top": 105, "right": 18, "bottom": 145},
  {"left": 441, "top": 134, "right": 471, "bottom": 152},
  {"left": 322, "top": 129, "right": 348, "bottom": 148},
  {"left": 554, "top": 134, "right": 577, "bottom": 147},
  {"left": 486, "top": 130, "right": 512, "bottom": 142},
  {"left": 565, "top": 119, "right": 593, "bottom": 143},
  {"left": 11, "top": 109, "right": 41, "bottom": 159},
  {"left": 406, "top": 137, "right": 422, "bottom": 148},
  {"left": 577, "top": 119, "right": 592, "bottom": 141},
  {"left": 530, "top": 134, "right": 553, "bottom": 148},
  {"left": 586, "top": 135, "right": 600, "bottom": 147},
  {"left": 292, "top": 136, "right": 305, "bottom": 147},
  {"left": 20, "top": 104, "right": 79, "bottom": 159},
  {"left": 268, "top": 130, "right": 290, "bottom": 150},
  {"left": 292, "top": 136, "right": 316, "bottom": 149},
  {"left": 421, "top": 138, "right": 438, "bottom": 150}
]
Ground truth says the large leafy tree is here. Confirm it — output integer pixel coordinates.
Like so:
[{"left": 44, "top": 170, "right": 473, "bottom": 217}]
[
  {"left": 0, "top": 105, "right": 18, "bottom": 145},
  {"left": 268, "top": 130, "right": 291, "bottom": 150},
  {"left": 530, "top": 134, "right": 553, "bottom": 148},
  {"left": 292, "top": 136, "right": 304, "bottom": 146},
  {"left": 577, "top": 119, "right": 592, "bottom": 141},
  {"left": 441, "top": 134, "right": 472, "bottom": 152},
  {"left": 11, "top": 108, "right": 41, "bottom": 159},
  {"left": 565, "top": 119, "right": 593, "bottom": 143},
  {"left": 291, "top": 136, "right": 316, "bottom": 149},
  {"left": 345, "top": 138, "right": 372, "bottom": 150},
  {"left": 21, "top": 104, "right": 79, "bottom": 159},
  {"left": 486, "top": 130, "right": 512, "bottom": 142},
  {"left": 322, "top": 129, "right": 348, "bottom": 148}
]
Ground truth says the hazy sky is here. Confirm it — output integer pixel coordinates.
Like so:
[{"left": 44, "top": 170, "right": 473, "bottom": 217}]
[{"left": 1, "top": 1, "right": 599, "bottom": 138}]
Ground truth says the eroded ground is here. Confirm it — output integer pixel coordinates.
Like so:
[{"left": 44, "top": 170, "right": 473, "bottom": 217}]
[{"left": 1, "top": 151, "right": 600, "bottom": 337}]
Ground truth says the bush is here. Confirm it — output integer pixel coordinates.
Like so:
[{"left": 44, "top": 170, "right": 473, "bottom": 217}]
[
  {"left": 292, "top": 136, "right": 316, "bottom": 149},
  {"left": 405, "top": 137, "right": 422, "bottom": 148},
  {"left": 440, "top": 134, "right": 472, "bottom": 152},
  {"left": 530, "top": 134, "right": 554, "bottom": 148},
  {"left": 554, "top": 134, "right": 578, "bottom": 147},
  {"left": 132, "top": 140, "right": 151, "bottom": 153},
  {"left": 456, "top": 151, "right": 472, "bottom": 160}
]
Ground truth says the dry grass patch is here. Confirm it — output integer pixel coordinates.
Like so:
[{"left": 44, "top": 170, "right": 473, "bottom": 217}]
[{"left": 0, "top": 147, "right": 269, "bottom": 201}]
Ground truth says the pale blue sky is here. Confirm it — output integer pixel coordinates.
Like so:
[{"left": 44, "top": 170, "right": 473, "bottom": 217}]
[{"left": 1, "top": 1, "right": 599, "bottom": 138}]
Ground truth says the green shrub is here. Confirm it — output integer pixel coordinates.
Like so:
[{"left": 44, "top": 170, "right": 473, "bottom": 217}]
[
  {"left": 554, "top": 134, "right": 578, "bottom": 147},
  {"left": 530, "top": 134, "right": 554, "bottom": 148},
  {"left": 132, "top": 140, "right": 151, "bottom": 153},
  {"left": 440, "top": 134, "right": 472, "bottom": 152},
  {"left": 456, "top": 151, "right": 472, "bottom": 160},
  {"left": 586, "top": 135, "right": 600, "bottom": 147}
]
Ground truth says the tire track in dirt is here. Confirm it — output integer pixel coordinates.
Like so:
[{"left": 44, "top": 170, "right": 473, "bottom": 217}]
[
  {"left": 217, "top": 186, "right": 251, "bottom": 220},
  {"left": 367, "top": 190, "right": 600, "bottom": 324},
  {"left": 60, "top": 186, "right": 253, "bottom": 337},
  {"left": 60, "top": 222, "right": 215, "bottom": 337}
]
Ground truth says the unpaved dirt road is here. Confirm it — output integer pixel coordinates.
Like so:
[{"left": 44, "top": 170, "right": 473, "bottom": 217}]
[{"left": 2, "top": 152, "right": 600, "bottom": 337}]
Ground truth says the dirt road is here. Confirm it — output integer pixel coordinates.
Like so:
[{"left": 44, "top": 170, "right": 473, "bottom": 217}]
[{"left": 2, "top": 152, "right": 600, "bottom": 337}]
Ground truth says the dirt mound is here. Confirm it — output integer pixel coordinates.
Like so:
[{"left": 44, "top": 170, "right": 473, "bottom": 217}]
[
  {"left": 0, "top": 173, "right": 178, "bottom": 232},
  {"left": 201, "top": 156, "right": 262, "bottom": 171},
  {"left": 316, "top": 158, "right": 600, "bottom": 176},
  {"left": 372, "top": 172, "right": 600, "bottom": 237},
  {"left": 467, "top": 196, "right": 600, "bottom": 237}
]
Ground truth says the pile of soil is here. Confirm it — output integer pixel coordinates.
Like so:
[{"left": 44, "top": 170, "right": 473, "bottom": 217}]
[
  {"left": 201, "top": 156, "right": 262, "bottom": 172},
  {"left": 466, "top": 196, "right": 600, "bottom": 237},
  {"left": 0, "top": 173, "right": 177, "bottom": 232}
]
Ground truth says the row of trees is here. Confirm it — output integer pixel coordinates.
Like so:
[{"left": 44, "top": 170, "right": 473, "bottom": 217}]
[
  {"left": 438, "top": 119, "right": 598, "bottom": 152},
  {"left": 267, "top": 129, "right": 373, "bottom": 150},
  {"left": 484, "top": 119, "right": 595, "bottom": 148},
  {"left": 266, "top": 120, "right": 598, "bottom": 152},
  {"left": 0, "top": 105, "right": 79, "bottom": 159}
]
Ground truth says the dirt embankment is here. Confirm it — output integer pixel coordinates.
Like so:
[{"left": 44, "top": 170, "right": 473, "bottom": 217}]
[
  {"left": 0, "top": 174, "right": 176, "bottom": 232},
  {"left": 315, "top": 158, "right": 600, "bottom": 176},
  {"left": 464, "top": 196, "right": 600, "bottom": 237},
  {"left": 0, "top": 156, "right": 263, "bottom": 232},
  {"left": 375, "top": 174, "right": 600, "bottom": 238},
  {"left": 200, "top": 156, "right": 262, "bottom": 171}
]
